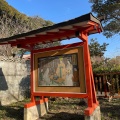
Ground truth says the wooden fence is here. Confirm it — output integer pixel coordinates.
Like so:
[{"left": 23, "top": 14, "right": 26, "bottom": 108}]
[{"left": 94, "top": 73, "right": 120, "bottom": 97}]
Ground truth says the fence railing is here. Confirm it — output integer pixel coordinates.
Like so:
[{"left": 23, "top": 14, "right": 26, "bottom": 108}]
[{"left": 94, "top": 72, "right": 120, "bottom": 97}]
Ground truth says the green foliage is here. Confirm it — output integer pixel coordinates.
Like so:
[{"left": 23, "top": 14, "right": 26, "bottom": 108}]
[
  {"left": 89, "top": 38, "right": 109, "bottom": 57},
  {"left": 0, "top": 0, "right": 28, "bottom": 21},
  {"left": 0, "top": 0, "right": 57, "bottom": 58},
  {"left": 93, "top": 58, "right": 120, "bottom": 74},
  {"left": 0, "top": 0, "right": 54, "bottom": 38},
  {"left": 89, "top": 39, "right": 120, "bottom": 74},
  {"left": 89, "top": 0, "right": 120, "bottom": 38}
]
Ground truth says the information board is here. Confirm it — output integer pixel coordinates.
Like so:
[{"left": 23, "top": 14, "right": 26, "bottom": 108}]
[{"left": 34, "top": 46, "right": 86, "bottom": 93}]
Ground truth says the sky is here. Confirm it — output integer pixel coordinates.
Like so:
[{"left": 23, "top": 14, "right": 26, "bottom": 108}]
[{"left": 5, "top": 0, "right": 120, "bottom": 58}]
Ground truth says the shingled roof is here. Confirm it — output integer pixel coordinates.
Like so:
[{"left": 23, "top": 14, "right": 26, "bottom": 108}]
[{"left": 0, "top": 13, "right": 103, "bottom": 45}]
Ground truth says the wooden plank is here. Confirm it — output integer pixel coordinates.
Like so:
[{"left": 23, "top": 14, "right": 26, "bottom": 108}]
[{"left": 33, "top": 92, "right": 88, "bottom": 98}]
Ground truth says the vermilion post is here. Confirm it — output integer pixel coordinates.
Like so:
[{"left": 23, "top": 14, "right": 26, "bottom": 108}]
[
  {"left": 78, "top": 32, "right": 99, "bottom": 115},
  {"left": 80, "top": 32, "right": 93, "bottom": 107},
  {"left": 88, "top": 48, "right": 98, "bottom": 104}
]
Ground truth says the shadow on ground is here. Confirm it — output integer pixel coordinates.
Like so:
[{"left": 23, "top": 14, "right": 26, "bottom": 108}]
[
  {"left": 0, "top": 98, "right": 120, "bottom": 120},
  {"left": 98, "top": 97, "right": 120, "bottom": 119},
  {"left": 40, "top": 112, "right": 84, "bottom": 120},
  {"left": 0, "top": 105, "right": 23, "bottom": 120}
]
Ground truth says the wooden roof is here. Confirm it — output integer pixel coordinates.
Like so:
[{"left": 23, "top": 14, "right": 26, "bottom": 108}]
[{"left": 0, "top": 13, "right": 103, "bottom": 46}]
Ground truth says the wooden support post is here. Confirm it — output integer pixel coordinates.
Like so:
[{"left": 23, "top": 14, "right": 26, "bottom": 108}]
[
  {"left": 89, "top": 49, "right": 98, "bottom": 105},
  {"left": 116, "top": 75, "right": 119, "bottom": 94},
  {"left": 99, "top": 76, "right": 102, "bottom": 94},
  {"left": 30, "top": 48, "right": 35, "bottom": 102},
  {"left": 78, "top": 32, "right": 99, "bottom": 115},
  {"left": 103, "top": 75, "right": 107, "bottom": 97},
  {"left": 95, "top": 77, "right": 98, "bottom": 94},
  {"left": 83, "top": 36, "right": 93, "bottom": 108}
]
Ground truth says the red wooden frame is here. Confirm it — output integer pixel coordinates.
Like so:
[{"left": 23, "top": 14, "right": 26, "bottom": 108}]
[
  {"left": 33, "top": 42, "right": 86, "bottom": 95},
  {"left": 1, "top": 19, "right": 102, "bottom": 116},
  {"left": 29, "top": 32, "right": 99, "bottom": 115}
]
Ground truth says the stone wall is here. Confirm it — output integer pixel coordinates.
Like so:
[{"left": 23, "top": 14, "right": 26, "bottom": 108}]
[{"left": 0, "top": 59, "right": 30, "bottom": 105}]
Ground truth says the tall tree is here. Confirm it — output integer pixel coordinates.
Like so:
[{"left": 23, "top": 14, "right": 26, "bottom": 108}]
[
  {"left": 89, "top": 0, "right": 120, "bottom": 38},
  {"left": 0, "top": 0, "right": 56, "bottom": 59},
  {"left": 89, "top": 39, "right": 109, "bottom": 57},
  {"left": 89, "top": 39, "right": 109, "bottom": 71}
]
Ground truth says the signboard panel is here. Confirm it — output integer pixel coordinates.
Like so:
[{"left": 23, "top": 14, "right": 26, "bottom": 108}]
[
  {"left": 38, "top": 53, "right": 79, "bottom": 86},
  {"left": 34, "top": 46, "right": 86, "bottom": 93}
]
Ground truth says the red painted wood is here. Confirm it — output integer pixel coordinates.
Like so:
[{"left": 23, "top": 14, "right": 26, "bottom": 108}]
[
  {"left": 33, "top": 42, "right": 84, "bottom": 53},
  {"left": 90, "top": 69, "right": 99, "bottom": 104},
  {"left": 0, "top": 20, "right": 102, "bottom": 116},
  {"left": 84, "top": 103, "right": 98, "bottom": 116},
  {"left": 24, "top": 98, "right": 48, "bottom": 108},
  {"left": 88, "top": 49, "right": 98, "bottom": 104},
  {"left": 20, "top": 21, "right": 101, "bottom": 116},
  {"left": 8, "top": 23, "right": 99, "bottom": 46},
  {"left": 78, "top": 32, "right": 99, "bottom": 116},
  {"left": 82, "top": 34, "right": 93, "bottom": 107},
  {"left": 9, "top": 30, "right": 76, "bottom": 46}
]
